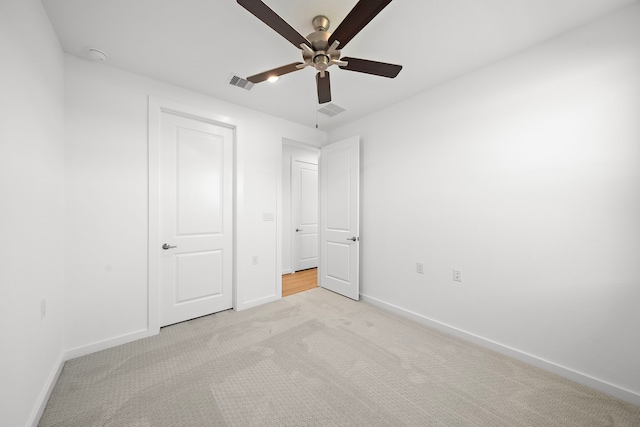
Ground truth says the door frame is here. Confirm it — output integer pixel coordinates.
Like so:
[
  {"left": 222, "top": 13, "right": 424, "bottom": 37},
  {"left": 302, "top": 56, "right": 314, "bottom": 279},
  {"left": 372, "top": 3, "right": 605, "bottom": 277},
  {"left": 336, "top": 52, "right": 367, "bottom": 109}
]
[
  {"left": 281, "top": 139, "right": 320, "bottom": 276},
  {"left": 148, "top": 96, "right": 237, "bottom": 335}
]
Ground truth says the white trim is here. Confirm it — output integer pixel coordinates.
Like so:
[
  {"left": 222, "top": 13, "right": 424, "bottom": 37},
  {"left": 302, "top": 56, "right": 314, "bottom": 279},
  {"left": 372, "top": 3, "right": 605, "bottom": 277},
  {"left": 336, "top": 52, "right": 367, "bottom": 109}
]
[
  {"left": 360, "top": 293, "right": 640, "bottom": 407},
  {"left": 276, "top": 139, "right": 283, "bottom": 302},
  {"left": 232, "top": 123, "right": 240, "bottom": 311},
  {"left": 30, "top": 329, "right": 150, "bottom": 426},
  {"left": 148, "top": 98, "right": 161, "bottom": 336},
  {"left": 29, "top": 352, "right": 65, "bottom": 427},
  {"left": 236, "top": 294, "right": 280, "bottom": 311},
  {"left": 65, "top": 329, "right": 151, "bottom": 361},
  {"left": 148, "top": 96, "right": 237, "bottom": 331},
  {"left": 282, "top": 137, "right": 321, "bottom": 151}
]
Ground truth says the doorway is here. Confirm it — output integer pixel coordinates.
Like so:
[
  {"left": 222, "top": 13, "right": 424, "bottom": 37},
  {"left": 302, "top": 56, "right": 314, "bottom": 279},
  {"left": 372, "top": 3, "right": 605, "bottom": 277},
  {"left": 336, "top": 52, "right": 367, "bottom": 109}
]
[
  {"left": 282, "top": 140, "right": 319, "bottom": 274},
  {"left": 282, "top": 141, "right": 319, "bottom": 296},
  {"left": 148, "top": 97, "right": 236, "bottom": 333},
  {"left": 280, "top": 136, "right": 361, "bottom": 299}
]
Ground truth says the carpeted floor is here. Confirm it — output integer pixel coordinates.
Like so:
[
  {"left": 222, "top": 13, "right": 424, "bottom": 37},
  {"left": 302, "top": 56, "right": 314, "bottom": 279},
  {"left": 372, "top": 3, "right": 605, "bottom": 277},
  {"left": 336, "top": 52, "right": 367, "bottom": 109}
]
[{"left": 40, "top": 288, "right": 640, "bottom": 426}]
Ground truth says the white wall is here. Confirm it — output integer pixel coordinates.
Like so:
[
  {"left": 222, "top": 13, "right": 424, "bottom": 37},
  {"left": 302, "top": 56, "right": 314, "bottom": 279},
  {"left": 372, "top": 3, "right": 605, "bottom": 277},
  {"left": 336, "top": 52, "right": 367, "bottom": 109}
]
[
  {"left": 329, "top": 4, "right": 640, "bottom": 403},
  {"left": 282, "top": 142, "right": 319, "bottom": 274},
  {"left": 64, "top": 55, "right": 325, "bottom": 355},
  {"left": 0, "top": 0, "right": 66, "bottom": 426}
]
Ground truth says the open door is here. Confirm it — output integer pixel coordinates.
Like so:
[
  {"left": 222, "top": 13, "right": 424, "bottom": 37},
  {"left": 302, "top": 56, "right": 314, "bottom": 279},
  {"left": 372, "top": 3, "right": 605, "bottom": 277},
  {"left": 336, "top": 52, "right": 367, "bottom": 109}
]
[{"left": 319, "top": 136, "right": 360, "bottom": 300}]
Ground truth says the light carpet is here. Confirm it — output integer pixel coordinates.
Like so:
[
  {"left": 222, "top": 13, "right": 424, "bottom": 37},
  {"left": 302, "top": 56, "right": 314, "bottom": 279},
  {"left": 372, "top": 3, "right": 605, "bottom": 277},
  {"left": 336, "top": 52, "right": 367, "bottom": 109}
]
[{"left": 39, "top": 288, "right": 640, "bottom": 426}]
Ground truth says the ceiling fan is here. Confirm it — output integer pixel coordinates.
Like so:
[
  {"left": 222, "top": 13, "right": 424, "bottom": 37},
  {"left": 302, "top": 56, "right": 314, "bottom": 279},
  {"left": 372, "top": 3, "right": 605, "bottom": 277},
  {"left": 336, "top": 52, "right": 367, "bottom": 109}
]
[{"left": 237, "top": 0, "right": 402, "bottom": 104}]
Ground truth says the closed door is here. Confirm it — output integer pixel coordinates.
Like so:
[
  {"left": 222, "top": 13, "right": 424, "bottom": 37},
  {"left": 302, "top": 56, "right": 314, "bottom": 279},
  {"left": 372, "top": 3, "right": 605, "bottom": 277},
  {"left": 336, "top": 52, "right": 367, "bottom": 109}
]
[
  {"left": 159, "top": 112, "right": 233, "bottom": 327},
  {"left": 319, "top": 136, "right": 360, "bottom": 300},
  {"left": 292, "top": 160, "right": 318, "bottom": 271}
]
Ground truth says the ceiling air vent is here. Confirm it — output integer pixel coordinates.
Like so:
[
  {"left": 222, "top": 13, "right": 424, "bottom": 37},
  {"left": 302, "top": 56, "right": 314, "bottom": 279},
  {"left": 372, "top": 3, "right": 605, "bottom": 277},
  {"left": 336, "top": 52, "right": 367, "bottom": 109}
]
[
  {"left": 317, "top": 103, "right": 346, "bottom": 118},
  {"left": 229, "top": 75, "right": 254, "bottom": 91}
]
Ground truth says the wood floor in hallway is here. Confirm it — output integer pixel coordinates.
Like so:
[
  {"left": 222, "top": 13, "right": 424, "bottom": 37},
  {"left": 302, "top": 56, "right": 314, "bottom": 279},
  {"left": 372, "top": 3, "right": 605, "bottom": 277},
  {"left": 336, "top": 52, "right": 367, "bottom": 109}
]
[{"left": 282, "top": 268, "right": 318, "bottom": 297}]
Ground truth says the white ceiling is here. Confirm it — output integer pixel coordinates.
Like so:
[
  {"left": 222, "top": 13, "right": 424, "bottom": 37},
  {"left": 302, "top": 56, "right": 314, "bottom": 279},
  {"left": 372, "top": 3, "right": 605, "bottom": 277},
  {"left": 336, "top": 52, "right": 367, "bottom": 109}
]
[{"left": 41, "top": 0, "right": 638, "bottom": 131}]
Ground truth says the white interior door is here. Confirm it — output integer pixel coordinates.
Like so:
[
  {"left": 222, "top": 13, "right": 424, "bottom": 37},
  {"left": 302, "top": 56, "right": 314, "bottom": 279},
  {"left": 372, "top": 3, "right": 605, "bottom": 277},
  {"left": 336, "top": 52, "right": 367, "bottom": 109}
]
[
  {"left": 292, "top": 160, "right": 318, "bottom": 271},
  {"left": 319, "top": 136, "right": 360, "bottom": 300},
  {"left": 159, "top": 112, "right": 233, "bottom": 327}
]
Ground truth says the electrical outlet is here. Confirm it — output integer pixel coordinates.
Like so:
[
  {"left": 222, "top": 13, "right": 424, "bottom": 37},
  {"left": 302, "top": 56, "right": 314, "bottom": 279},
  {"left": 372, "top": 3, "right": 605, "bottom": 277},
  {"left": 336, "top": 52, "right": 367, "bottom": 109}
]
[
  {"left": 262, "top": 212, "right": 274, "bottom": 221},
  {"left": 453, "top": 269, "right": 462, "bottom": 282},
  {"left": 252, "top": 256, "right": 259, "bottom": 265},
  {"left": 416, "top": 262, "right": 424, "bottom": 274},
  {"left": 41, "top": 299, "right": 46, "bottom": 320}
]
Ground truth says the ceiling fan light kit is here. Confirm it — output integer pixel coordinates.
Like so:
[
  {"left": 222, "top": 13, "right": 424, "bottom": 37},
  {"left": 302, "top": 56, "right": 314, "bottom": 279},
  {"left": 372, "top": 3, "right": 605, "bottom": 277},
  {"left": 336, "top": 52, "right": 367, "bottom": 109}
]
[{"left": 237, "top": 0, "right": 402, "bottom": 105}]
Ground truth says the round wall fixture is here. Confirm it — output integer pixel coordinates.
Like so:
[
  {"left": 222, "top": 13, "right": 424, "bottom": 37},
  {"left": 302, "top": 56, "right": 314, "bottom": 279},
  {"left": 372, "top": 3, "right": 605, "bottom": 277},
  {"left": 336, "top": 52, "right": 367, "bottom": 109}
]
[{"left": 87, "top": 47, "right": 108, "bottom": 62}]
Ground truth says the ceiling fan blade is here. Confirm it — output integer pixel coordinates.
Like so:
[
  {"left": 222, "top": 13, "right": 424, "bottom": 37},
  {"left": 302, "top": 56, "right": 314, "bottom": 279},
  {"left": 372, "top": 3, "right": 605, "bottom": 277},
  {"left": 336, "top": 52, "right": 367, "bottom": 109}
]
[
  {"left": 237, "top": 0, "right": 312, "bottom": 49},
  {"left": 328, "top": 0, "right": 393, "bottom": 49},
  {"left": 339, "top": 57, "right": 402, "bottom": 78},
  {"left": 316, "top": 71, "right": 331, "bottom": 104},
  {"left": 247, "top": 62, "right": 304, "bottom": 83}
]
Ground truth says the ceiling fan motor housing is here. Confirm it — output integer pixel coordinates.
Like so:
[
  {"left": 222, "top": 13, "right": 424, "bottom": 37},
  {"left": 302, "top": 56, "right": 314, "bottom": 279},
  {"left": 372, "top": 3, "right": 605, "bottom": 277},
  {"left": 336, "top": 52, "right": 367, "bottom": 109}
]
[{"left": 303, "top": 16, "right": 341, "bottom": 73}]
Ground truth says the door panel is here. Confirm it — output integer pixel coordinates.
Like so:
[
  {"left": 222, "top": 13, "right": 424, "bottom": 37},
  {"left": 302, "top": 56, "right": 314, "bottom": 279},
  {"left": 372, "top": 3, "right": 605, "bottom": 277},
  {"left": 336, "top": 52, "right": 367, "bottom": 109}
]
[
  {"left": 292, "top": 160, "right": 318, "bottom": 271},
  {"left": 320, "top": 136, "right": 360, "bottom": 300},
  {"left": 300, "top": 234, "right": 318, "bottom": 260},
  {"left": 300, "top": 168, "right": 318, "bottom": 224},
  {"left": 176, "top": 129, "right": 223, "bottom": 235},
  {"left": 160, "top": 112, "right": 233, "bottom": 327},
  {"left": 326, "top": 150, "right": 351, "bottom": 231},
  {"left": 326, "top": 241, "right": 351, "bottom": 283},
  {"left": 175, "top": 250, "right": 223, "bottom": 302}
]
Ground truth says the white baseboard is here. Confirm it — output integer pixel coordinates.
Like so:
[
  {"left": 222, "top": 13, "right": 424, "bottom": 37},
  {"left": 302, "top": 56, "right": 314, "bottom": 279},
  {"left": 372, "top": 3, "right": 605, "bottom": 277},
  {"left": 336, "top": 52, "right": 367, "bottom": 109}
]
[
  {"left": 360, "top": 293, "right": 640, "bottom": 407},
  {"left": 29, "top": 351, "right": 65, "bottom": 427},
  {"left": 30, "top": 328, "right": 158, "bottom": 426},
  {"left": 237, "top": 294, "right": 281, "bottom": 311},
  {"left": 65, "top": 328, "right": 153, "bottom": 361}
]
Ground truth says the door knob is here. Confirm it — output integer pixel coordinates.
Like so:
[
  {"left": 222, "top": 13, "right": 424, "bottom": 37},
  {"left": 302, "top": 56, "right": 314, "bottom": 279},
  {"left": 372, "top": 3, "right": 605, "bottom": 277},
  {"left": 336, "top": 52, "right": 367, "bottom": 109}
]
[
  {"left": 162, "top": 243, "right": 177, "bottom": 250},
  {"left": 295, "top": 228, "right": 302, "bottom": 232},
  {"left": 346, "top": 237, "right": 358, "bottom": 241}
]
